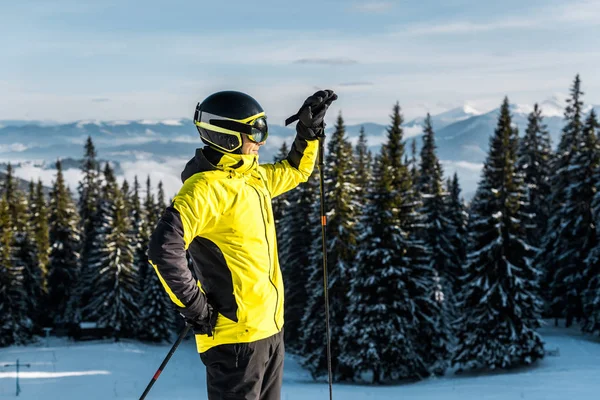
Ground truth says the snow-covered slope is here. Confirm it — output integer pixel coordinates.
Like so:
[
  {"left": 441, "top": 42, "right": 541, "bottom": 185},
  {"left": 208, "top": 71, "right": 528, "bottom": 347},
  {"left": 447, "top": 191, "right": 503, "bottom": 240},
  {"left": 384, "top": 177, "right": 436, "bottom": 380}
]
[{"left": 0, "top": 322, "right": 598, "bottom": 399}]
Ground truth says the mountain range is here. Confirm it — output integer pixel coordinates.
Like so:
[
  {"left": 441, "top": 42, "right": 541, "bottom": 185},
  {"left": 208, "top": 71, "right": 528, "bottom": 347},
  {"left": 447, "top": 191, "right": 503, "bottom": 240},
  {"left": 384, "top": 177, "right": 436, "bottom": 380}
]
[{"left": 1, "top": 97, "right": 598, "bottom": 200}]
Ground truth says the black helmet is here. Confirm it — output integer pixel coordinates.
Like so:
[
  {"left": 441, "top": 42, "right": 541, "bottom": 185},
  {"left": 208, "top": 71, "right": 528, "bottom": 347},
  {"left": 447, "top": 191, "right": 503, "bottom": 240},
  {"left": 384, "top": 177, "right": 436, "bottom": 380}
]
[{"left": 193, "top": 91, "right": 269, "bottom": 153}]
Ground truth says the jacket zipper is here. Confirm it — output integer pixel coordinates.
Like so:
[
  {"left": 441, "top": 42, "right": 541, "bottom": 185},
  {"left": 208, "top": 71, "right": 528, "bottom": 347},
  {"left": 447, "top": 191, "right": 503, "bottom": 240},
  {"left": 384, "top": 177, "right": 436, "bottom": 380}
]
[{"left": 250, "top": 184, "right": 280, "bottom": 331}]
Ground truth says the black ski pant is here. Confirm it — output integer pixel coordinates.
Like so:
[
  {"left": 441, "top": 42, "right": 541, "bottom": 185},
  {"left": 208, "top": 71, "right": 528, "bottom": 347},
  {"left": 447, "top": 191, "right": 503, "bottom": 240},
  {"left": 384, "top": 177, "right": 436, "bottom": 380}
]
[{"left": 199, "top": 330, "right": 284, "bottom": 400}]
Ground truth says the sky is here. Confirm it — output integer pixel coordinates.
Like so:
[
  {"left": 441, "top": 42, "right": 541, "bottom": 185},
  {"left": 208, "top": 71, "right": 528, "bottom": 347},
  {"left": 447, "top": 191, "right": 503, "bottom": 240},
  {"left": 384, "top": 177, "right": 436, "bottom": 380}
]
[{"left": 1, "top": 0, "right": 599, "bottom": 125}]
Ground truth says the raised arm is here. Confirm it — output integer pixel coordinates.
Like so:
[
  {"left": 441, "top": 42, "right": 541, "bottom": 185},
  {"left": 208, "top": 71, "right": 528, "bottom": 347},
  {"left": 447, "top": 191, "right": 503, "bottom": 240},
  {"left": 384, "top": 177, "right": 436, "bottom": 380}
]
[{"left": 260, "top": 89, "right": 337, "bottom": 198}]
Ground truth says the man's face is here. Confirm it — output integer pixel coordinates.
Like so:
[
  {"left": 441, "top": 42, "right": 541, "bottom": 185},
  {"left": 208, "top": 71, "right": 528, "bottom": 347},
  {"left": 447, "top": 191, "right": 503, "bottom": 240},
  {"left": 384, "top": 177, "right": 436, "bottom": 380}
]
[{"left": 241, "top": 134, "right": 265, "bottom": 155}]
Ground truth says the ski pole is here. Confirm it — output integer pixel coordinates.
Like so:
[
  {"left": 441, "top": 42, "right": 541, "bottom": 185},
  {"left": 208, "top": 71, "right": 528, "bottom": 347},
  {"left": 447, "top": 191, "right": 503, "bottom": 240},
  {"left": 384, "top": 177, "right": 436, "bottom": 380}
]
[
  {"left": 317, "top": 135, "right": 334, "bottom": 400},
  {"left": 139, "top": 323, "right": 191, "bottom": 400}
]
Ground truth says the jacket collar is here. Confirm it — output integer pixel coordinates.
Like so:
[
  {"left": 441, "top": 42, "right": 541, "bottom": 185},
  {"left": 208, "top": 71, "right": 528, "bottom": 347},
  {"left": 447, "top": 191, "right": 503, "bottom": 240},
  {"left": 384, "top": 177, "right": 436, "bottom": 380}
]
[{"left": 181, "top": 147, "right": 258, "bottom": 183}]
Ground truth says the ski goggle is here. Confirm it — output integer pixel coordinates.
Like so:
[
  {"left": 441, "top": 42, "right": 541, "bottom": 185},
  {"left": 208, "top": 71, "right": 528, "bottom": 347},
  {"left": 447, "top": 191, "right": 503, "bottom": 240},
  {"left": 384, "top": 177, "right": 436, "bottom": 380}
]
[{"left": 194, "top": 110, "right": 269, "bottom": 144}]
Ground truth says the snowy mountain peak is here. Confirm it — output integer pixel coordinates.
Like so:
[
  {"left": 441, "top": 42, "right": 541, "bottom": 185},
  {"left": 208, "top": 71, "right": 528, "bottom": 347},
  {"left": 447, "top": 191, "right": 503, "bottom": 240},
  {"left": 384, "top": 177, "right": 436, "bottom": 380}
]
[
  {"left": 138, "top": 119, "right": 185, "bottom": 126},
  {"left": 508, "top": 103, "right": 534, "bottom": 116},
  {"left": 539, "top": 95, "right": 567, "bottom": 117},
  {"left": 75, "top": 120, "right": 103, "bottom": 128},
  {"left": 462, "top": 104, "right": 482, "bottom": 116}
]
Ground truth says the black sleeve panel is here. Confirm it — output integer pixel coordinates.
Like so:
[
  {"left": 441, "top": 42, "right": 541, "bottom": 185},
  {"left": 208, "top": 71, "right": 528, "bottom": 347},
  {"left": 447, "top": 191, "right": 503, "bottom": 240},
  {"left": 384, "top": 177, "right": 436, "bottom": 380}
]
[
  {"left": 148, "top": 206, "right": 208, "bottom": 320},
  {"left": 286, "top": 135, "right": 310, "bottom": 170}
]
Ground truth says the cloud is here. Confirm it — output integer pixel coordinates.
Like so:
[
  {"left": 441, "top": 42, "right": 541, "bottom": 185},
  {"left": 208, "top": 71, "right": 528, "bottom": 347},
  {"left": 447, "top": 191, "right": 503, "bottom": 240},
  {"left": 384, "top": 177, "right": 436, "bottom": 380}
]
[
  {"left": 402, "top": 19, "right": 536, "bottom": 36},
  {"left": 11, "top": 163, "right": 84, "bottom": 194},
  {"left": 293, "top": 58, "right": 358, "bottom": 65},
  {"left": 441, "top": 159, "right": 484, "bottom": 172},
  {"left": 554, "top": 0, "right": 600, "bottom": 23},
  {"left": 403, "top": 125, "right": 423, "bottom": 139},
  {"left": 338, "top": 82, "right": 374, "bottom": 87},
  {"left": 0, "top": 143, "right": 28, "bottom": 153},
  {"left": 119, "top": 158, "right": 189, "bottom": 200},
  {"left": 349, "top": 1, "right": 394, "bottom": 13},
  {"left": 398, "top": 0, "right": 600, "bottom": 37},
  {"left": 92, "top": 98, "right": 111, "bottom": 102}
]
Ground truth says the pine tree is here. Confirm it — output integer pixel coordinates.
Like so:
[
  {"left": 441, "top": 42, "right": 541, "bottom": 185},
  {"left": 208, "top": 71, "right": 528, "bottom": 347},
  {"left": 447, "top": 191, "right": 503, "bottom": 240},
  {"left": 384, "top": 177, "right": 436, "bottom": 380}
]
[
  {"left": 272, "top": 141, "right": 290, "bottom": 228},
  {"left": 141, "top": 177, "right": 157, "bottom": 286},
  {"left": 73, "top": 137, "right": 102, "bottom": 323},
  {"left": 409, "top": 138, "right": 419, "bottom": 183},
  {"left": 47, "top": 160, "right": 81, "bottom": 325},
  {"left": 453, "top": 97, "right": 544, "bottom": 371},
  {"left": 415, "top": 114, "right": 453, "bottom": 375},
  {"left": 579, "top": 111, "right": 600, "bottom": 335},
  {"left": 78, "top": 136, "right": 100, "bottom": 260},
  {"left": 341, "top": 103, "right": 428, "bottom": 382},
  {"left": 301, "top": 113, "right": 359, "bottom": 380},
  {"left": 516, "top": 104, "right": 553, "bottom": 247},
  {"left": 22, "top": 179, "right": 51, "bottom": 328},
  {"left": 0, "top": 196, "right": 15, "bottom": 346},
  {"left": 354, "top": 126, "right": 373, "bottom": 200},
  {"left": 3, "top": 165, "right": 36, "bottom": 340},
  {"left": 279, "top": 171, "right": 319, "bottom": 351},
  {"left": 138, "top": 176, "right": 174, "bottom": 342},
  {"left": 0, "top": 168, "right": 33, "bottom": 345},
  {"left": 84, "top": 163, "right": 140, "bottom": 339},
  {"left": 32, "top": 180, "right": 50, "bottom": 292},
  {"left": 121, "top": 179, "right": 131, "bottom": 216},
  {"left": 342, "top": 157, "right": 424, "bottom": 382},
  {"left": 541, "top": 75, "right": 590, "bottom": 326},
  {"left": 0, "top": 197, "right": 32, "bottom": 346},
  {"left": 445, "top": 173, "right": 468, "bottom": 296}
]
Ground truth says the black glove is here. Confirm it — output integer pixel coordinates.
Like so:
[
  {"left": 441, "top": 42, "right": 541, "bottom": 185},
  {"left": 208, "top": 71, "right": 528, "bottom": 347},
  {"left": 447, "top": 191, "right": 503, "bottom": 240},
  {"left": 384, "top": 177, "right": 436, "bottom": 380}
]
[
  {"left": 181, "top": 303, "right": 218, "bottom": 337},
  {"left": 295, "top": 89, "right": 338, "bottom": 139}
]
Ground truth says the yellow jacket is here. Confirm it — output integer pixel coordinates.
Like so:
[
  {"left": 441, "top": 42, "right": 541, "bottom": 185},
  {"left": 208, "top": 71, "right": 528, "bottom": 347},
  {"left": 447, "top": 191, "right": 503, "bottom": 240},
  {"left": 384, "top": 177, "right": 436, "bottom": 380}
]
[{"left": 148, "top": 138, "right": 318, "bottom": 352}]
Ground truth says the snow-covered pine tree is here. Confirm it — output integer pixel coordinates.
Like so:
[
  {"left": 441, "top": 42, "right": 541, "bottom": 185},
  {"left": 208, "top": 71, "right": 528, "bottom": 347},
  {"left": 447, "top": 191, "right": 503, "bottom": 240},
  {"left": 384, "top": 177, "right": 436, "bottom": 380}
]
[
  {"left": 414, "top": 114, "right": 453, "bottom": 375},
  {"left": 354, "top": 126, "right": 373, "bottom": 200},
  {"left": 445, "top": 173, "right": 468, "bottom": 296},
  {"left": 300, "top": 112, "right": 359, "bottom": 380},
  {"left": 32, "top": 180, "right": 50, "bottom": 292},
  {"left": 47, "top": 160, "right": 81, "bottom": 326},
  {"left": 1, "top": 166, "right": 35, "bottom": 344},
  {"left": 72, "top": 137, "right": 102, "bottom": 323},
  {"left": 141, "top": 176, "right": 157, "bottom": 286},
  {"left": 341, "top": 103, "right": 427, "bottom": 382},
  {"left": 2, "top": 165, "right": 36, "bottom": 341},
  {"left": 23, "top": 179, "right": 50, "bottom": 328},
  {"left": 409, "top": 138, "right": 419, "bottom": 184},
  {"left": 83, "top": 163, "right": 140, "bottom": 339},
  {"left": 272, "top": 141, "right": 290, "bottom": 228},
  {"left": 540, "top": 75, "right": 590, "bottom": 326},
  {"left": 78, "top": 136, "right": 100, "bottom": 263},
  {"left": 156, "top": 181, "right": 166, "bottom": 217},
  {"left": 278, "top": 170, "right": 319, "bottom": 352},
  {"left": 138, "top": 176, "right": 174, "bottom": 342},
  {"left": 578, "top": 111, "right": 600, "bottom": 335},
  {"left": 516, "top": 104, "right": 553, "bottom": 247},
  {"left": 0, "top": 195, "right": 33, "bottom": 346},
  {"left": 453, "top": 97, "right": 544, "bottom": 371}
]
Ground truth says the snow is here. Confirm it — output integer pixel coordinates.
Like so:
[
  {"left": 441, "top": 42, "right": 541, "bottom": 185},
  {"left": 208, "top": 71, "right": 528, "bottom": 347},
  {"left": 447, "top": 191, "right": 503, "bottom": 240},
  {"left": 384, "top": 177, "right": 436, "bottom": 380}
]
[
  {"left": 107, "top": 121, "right": 132, "bottom": 126},
  {"left": 138, "top": 119, "right": 184, "bottom": 126},
  {"left": 75, "top": 120, "right": 102, "bottom": 128},
  {"left": 160, "top": 119, "right": 184, "bottom": 126},
  {"left": 1, "top": 322, "right": 599, "bottom": 399},
  {"left": 462, "top": 104, "right": 481, "bottom": 116}
]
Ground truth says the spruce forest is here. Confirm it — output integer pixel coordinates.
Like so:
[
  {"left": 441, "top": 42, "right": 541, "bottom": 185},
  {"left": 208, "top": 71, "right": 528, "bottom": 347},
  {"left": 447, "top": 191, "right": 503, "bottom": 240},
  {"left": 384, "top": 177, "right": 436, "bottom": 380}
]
[{"left": 1, "top": 74, "right": 599, "bottom": 384}]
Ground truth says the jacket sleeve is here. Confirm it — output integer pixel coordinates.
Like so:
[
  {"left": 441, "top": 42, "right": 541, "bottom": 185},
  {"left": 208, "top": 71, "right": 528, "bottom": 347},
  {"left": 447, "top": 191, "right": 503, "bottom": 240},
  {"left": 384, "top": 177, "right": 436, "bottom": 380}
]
[
  {"left": 260, "top": 134, "right": 319, "bottom": 198},
  {"left": 147, "top": 183, "right": 218, "bottom": 320}
]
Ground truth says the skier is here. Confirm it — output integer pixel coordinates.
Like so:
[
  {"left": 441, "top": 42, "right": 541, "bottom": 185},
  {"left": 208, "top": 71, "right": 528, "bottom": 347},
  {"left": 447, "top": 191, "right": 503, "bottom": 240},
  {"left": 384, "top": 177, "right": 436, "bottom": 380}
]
[{"left": 148, "top": 89, "right": 337, "bottom": 399}]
